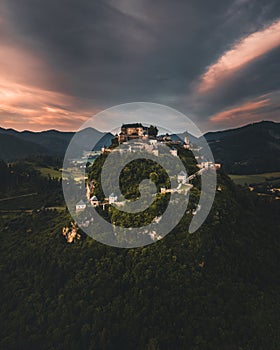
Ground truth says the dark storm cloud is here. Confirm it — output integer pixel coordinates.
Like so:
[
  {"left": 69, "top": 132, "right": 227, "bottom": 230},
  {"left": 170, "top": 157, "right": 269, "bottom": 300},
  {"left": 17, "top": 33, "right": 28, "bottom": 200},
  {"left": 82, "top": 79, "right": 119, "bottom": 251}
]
[
  {"left": 1, "top": 0, "right": 280, "bottom": 130},
  {"left": 1, "top": 0, "right": 242, "bottom": 96}
]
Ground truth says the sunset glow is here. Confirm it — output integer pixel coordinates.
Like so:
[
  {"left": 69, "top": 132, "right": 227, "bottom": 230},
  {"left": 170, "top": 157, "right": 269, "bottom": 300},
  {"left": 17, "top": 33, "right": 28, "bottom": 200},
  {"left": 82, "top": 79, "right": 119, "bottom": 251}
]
[
  {"left": 198, "top": 19, "right": 280, "bottom": 93},
  {"left": 0, "top": 1, "right": 279, "bottom": 131},
  {"left": 0, "top": 80, "right": 92, "bottom": 131},
  {"left": 208, "top": 94, "right": 280, "bottom": 127}
]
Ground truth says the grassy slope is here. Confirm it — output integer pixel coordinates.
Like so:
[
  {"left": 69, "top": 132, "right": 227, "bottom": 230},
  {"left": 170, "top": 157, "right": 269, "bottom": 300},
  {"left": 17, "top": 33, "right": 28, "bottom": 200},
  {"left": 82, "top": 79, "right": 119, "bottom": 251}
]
[
  {"left": 229, "top": 172, "right": 280, "bottom": 185},
  {"left": 35, "top": 166, "right": 62, "bottom": 179}
]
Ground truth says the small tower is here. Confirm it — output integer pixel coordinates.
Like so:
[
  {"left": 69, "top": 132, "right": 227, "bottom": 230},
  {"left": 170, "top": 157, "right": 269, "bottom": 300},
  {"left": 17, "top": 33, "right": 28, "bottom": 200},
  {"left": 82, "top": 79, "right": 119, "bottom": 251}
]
[
  {"left": 76, "top": 200, "right": 86, "bottom": 212},
  {"left": 90, "top": 196, "right": 100, "bottom": 207},
  {"left": 109, "top": 193, "right": 118, "bottom": 204},
  {"left": 177, "top": 171, "right": 187, "bottom": 184},
  {"left": 184, "top": 135, "right": 190, "bottom": 149}
]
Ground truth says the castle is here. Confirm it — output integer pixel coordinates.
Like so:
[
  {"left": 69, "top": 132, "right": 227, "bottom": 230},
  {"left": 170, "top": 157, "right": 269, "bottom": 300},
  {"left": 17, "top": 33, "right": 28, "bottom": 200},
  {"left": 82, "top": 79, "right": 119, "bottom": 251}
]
[{"left": 118, "top": 123, "right": 148, "bottom": 143}]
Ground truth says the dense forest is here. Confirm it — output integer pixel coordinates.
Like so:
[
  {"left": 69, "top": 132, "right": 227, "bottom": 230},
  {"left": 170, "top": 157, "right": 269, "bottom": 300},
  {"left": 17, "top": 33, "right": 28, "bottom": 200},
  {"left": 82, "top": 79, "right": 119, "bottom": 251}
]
[
  {"left": 0, "top": 158, "right": 63, "bottom": 209},
  {"left": 0, "top": 152, "right": 280, "bottom": 349},
  {"left": 205, "top": 121, "right": 280, "bottom": 174}
]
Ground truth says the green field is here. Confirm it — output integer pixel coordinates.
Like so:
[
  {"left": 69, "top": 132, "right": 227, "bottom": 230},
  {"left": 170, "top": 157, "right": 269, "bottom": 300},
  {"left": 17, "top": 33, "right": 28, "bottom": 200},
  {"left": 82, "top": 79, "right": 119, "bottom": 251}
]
[
  {"left": 229, "top": 172, "right": 280, "bottom": 185},
  {"left": 62, "top": 168, "right": 87, "bottom": 182},
  {"left": 15, "top": 161, "right": 62, "bottom": 179},
  {"left": 180, "top": 183, "right": 193, "bottom": 191},
  {"left": 35, "top": 166, "right": 62, "bottom": 179}
]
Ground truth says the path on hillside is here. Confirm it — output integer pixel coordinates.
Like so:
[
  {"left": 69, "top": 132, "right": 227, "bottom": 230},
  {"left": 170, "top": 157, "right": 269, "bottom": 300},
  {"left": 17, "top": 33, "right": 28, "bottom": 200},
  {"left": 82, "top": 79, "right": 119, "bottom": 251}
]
[
  {"left": 0, "top": 193, "right": 38, "bottom": 202},
  {"left": 0, "top": 209, "right": 34, "bottom": 213},
  {"left": 0, "top": 206, "right": 65, "bottom": 214}
]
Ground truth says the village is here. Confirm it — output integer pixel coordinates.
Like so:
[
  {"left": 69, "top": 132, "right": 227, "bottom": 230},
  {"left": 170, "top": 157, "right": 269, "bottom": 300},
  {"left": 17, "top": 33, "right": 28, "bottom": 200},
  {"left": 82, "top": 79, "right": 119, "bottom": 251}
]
[{"left": 75, "top": 123, "right": 221, "bottom": 213}]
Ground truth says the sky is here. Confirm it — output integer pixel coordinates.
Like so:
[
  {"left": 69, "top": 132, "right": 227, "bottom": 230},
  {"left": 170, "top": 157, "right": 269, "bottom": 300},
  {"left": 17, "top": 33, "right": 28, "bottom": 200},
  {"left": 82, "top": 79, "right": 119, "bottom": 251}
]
[{"left": 0, "top": 0, "right": 279, "bottom": 132}]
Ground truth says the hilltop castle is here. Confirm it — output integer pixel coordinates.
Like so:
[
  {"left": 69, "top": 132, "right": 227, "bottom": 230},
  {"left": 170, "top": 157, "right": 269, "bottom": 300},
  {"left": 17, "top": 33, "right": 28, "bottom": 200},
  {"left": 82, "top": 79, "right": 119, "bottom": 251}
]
[{"left": 118, "top": 123, "right": 149, "bottom": 143}]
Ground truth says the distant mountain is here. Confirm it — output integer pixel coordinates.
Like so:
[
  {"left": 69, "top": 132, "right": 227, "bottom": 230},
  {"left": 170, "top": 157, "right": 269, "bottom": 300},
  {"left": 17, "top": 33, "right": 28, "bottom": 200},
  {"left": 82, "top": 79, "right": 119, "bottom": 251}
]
[
  {"left": 0, "top": 133, "right": 50, "bottom": 162},
  {"left": 0, "top": 127, "right": 113, "bottom": 161},
  {"left": 67, "top": 128, "right": 113, "bottom": 157},
  {"left": 93, "top": 132, "right": 115, "bottom": 151},
  {"left": 204, "top": 121, "right": 280, "bottom": 174},
  {"left": 1, "top": 121, "right": 280, "bottom": 173},
  {"left": 1, "top": 129, "right": 75, "bottom": 155}
]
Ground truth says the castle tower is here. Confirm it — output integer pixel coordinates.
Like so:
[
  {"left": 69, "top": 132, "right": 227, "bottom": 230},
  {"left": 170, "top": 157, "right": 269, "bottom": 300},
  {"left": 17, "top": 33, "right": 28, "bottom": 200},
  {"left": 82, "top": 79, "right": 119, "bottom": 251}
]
[{"left": 184, "top": 135, "right": 190, "bottom": 149}]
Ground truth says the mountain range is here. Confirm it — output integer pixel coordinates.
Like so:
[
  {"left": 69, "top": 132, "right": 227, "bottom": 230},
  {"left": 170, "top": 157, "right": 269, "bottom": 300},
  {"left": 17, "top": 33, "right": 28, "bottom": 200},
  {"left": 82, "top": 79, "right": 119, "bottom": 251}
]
[
  {"left": 0, "top": 127, "right": 114, "bottom": 161},
  {"left": 0, "top": 121, "right": 279, "bottom": 174},
  {"left": 203, "top": 121, "right": 280, "bottom": 174}
]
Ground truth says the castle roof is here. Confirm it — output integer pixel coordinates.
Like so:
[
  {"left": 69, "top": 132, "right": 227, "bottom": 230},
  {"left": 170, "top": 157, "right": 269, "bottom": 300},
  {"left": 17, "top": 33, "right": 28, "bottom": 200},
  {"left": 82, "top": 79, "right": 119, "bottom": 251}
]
[
  {"left": 76, "top": 200, "right": 86, "bottom": 206},
  {"left": 122, "top": 123, "right": 144, "bottom": 128}
]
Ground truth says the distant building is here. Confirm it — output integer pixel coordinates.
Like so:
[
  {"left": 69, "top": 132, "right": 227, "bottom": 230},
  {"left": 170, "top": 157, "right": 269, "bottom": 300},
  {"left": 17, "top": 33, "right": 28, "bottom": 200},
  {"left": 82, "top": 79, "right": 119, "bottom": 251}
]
[
  {"left": 197, "top": 161, "right": 220, "bottom": 170},
  {"left": 198, "top": 161, "right": 210, "bottom": 169},
  {"left": 76, "top": 200, "right": 86, "bottom": 212},
  {"left": 162, "top": 133, "right": 172, "bottom": 142},
  {"left": 109, "top": 193, "right": 118, "bottom": 204},
  {"left": 177, "top": 171, "right": 187, "bottom": 183},
  {"left": 90, "top": 196, "right": 100, "bottom": 207},
  {"left": 170, "top": 148, "right": 178, "bottom": 157},
  {"left": 149, "top": 139, "right": 157, "bottom": 146},
  {"left": 101, "top": 147, "right": 112, "bottom": 154},
  {"left": 152, "top": 149, "right": 159, "bottom": 156}
]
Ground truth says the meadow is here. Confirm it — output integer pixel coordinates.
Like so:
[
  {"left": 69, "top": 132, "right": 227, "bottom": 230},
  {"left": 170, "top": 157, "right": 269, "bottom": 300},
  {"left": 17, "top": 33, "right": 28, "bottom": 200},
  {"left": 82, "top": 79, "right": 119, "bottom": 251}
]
[{"left": 229, "top": 172, "right": 280, "bottom": 185}]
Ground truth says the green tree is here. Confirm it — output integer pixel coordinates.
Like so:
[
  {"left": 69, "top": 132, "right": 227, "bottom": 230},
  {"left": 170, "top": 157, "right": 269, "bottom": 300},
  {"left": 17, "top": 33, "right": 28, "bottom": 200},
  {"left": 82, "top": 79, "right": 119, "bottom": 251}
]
[
  {"left": 148, "top": 125, "right": 158, "bottom": 137},
  {"left": 149, "top": 172, "right": 159, "bottom": 183}
]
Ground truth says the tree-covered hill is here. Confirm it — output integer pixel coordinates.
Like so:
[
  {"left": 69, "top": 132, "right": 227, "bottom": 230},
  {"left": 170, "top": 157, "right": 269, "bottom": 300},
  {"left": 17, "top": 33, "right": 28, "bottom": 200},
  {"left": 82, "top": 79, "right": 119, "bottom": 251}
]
[
  {"left": 204, "top": 121, "right": 280, "bottom": 174},
  {"left": 0, "top": 127, "right": 113, "bottom": 161},
  {"left": 0, "top": 133, "right": 50, "bottom": 162},
  {"left": 1, "top": 121, "right": 280, "bottom": 174},
  {"left": 0, "top": 171, "right": 279, "bottom": 349}
]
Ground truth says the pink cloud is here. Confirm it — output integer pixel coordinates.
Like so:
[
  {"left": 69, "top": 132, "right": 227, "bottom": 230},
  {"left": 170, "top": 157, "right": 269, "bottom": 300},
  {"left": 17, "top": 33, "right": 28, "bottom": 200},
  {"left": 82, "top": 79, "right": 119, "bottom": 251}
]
[
  {"left": 209, "top": 92, "right": 280, "bottom": 128},
  {"left": 0, "top": 79, "right": 96, "bottom": 131},
  {"left": 198, "top": 19, "right": 280, "bottom": 93},
  {"left": 0, "top": 14, "right": 98, "bottom": 131}
]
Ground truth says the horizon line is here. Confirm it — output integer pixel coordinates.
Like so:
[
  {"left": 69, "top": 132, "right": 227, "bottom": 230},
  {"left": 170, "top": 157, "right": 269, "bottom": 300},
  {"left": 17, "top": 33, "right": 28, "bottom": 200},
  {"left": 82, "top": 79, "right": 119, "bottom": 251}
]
[{"left": 0, "top": 119, "right": 278, "bottom": 135}]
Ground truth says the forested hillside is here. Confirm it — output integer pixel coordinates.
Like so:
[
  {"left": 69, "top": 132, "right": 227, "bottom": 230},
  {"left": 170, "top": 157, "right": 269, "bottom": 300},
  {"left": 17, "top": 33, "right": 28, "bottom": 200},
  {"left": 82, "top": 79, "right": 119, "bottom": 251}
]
[
  {"left": 1, "top": 169, "right": 279, "bottom": 349},
  {"left": 0, "top": 133, "right": 49, "bottom": 162},
  {"left": 0, "top": 128, "right": 113, "bottom": 161},
  {"left": 1, "top": 121, "right": 280, "bottom": 174},
  {"left": 204, "top": 121, "right": 280, "bottom": 174}
]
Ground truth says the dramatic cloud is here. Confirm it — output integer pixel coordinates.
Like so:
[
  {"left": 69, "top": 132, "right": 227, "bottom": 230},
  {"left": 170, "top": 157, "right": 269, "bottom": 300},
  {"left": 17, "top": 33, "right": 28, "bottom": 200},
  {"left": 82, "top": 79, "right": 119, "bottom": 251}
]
[
  {"left": 0, "top": 0, "right": 279, "bottom": 131},
  {"left": 0, "top": 79, "right": 95, "bottom": 131},
  {"left": 0, "top": 11, "right": 96, "bottom": 131},
  {"left": 209, "top": 91, "right": 280, "bottom": 127},
  {"left": 197, "top": 19, "right": 280, "bottom": 93}
]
